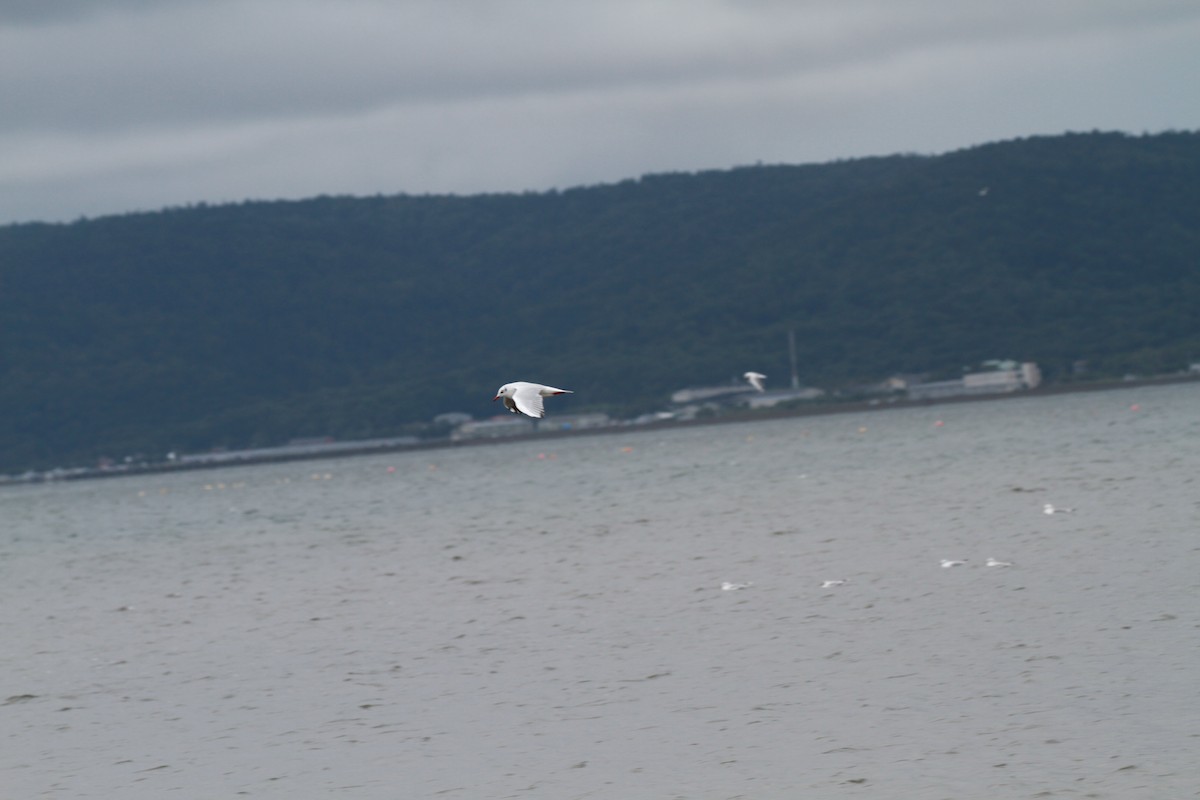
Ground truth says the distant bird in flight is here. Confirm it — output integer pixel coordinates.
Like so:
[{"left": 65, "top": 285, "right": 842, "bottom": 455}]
[
  {"left": 821, "top": 579, "right": 847, "bottom": 588},
  {"left": 1043, "top": 503, "right": 1075, "bottom": 515},
  {"left": 493, "top": 381, "right": 573, "bottom": 419},
  {"left": 940, "top": 559, "right": 968, "bottom": 568},
  {"left": 985, "top": 557, "right": 1014, "bottom": 568},
  {"left": 744, "top": 371, "right": 767, "bottom": 392}
]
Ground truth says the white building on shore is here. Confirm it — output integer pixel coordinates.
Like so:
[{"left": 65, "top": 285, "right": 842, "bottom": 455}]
[
  {"left": 670, "top": 385, "right": 756, "bottom": 404},
  {"left": 450, "top": 413, "right": 612, "bottom": 441},
  {"left": 451, "top": 417, "right": 534, "bottom": 440},
  {"left": 738, "top": 387, "right": 826, "bottom": 409},
  {"left": 907, "top": 361, "right": 1041, "bottom": 400}
]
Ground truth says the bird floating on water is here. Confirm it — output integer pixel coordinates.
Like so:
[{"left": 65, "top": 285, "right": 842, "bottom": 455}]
[
  {"left": 743, "top": 372, "right": 767, "bottom": 392},
  {"left": 940, "top": 559, "right": 968, "bottom": 568},
  {"left": 1043, "top": 503, "right": 1075, "bottom": 515},
  {"left": 985, "top": 557, "right": 1014, "bottom": 568},
  {"left": 493, "top": 381, "right": 573, "bottom": 419}
]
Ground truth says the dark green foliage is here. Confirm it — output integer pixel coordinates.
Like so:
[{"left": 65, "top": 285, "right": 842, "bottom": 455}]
[{"left": 2, "top": 131, "right": 1198, "bottom": 470}]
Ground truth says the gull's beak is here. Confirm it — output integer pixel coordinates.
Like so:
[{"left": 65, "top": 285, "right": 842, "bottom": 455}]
[{"left": 492, "top": 394, "right": 500, "bottom": 401}]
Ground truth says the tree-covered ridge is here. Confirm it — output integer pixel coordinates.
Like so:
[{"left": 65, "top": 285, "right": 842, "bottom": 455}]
[{"left": 2, "top": 131, "right": 1198, "bottom": 470}]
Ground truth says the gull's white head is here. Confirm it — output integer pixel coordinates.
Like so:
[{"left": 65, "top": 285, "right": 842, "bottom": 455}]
[{"left": 493, "top": 383, "right": 514, "bottom": 401}]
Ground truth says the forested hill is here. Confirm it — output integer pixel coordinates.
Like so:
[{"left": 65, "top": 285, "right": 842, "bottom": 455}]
[{"left": 2, "top": 130, "right": 1199, "bottom": 471}]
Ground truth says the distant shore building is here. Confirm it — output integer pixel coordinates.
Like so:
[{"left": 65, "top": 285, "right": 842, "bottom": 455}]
[
  {"left": 963, "top": 362, "right": 1041, "bottom": 392},
  {"left": 907, "top": 361, "right": 1041, "bottom": 401},
  {"left": 670, "top": 385, "right": 755, "bottom": 404},
  {"left": 738, "top": 387, "right": 826, "bottom": 409},
  {"left": 538, "top": 413, "right": 612, "bottom": 432},
  {"left": 450, "top": 412, "right": 612, "bottom": 441},
  {"left": 904, "top": 378, "right": 968, "bottom": 400},
  {"left": 669, "top": 381, "right": 824, "bottom": 418},
  {"left": 451, "top": 416, "right": 534, "bottom": 441}
]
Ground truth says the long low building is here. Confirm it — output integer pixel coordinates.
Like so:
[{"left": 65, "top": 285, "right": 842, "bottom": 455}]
[
  {"left": 670, "top": 385, "right": 755, "bottom": 404},
  {"left": 908, "top": 362, "right": 1041, "bottom": 400},
  {"left": 450, "top": 413, "right": 613, "bottom": 441},
  {"left": 739, "top": 387, "right": 826, "bottom": 409},
  {"left": 451, "top": 417, "right": 534, "bottom": 440}
]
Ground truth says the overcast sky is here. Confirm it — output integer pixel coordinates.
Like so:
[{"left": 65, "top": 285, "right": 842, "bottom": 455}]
[{"left": 2, "top": 0, "right": 1198, "bottom": 224}]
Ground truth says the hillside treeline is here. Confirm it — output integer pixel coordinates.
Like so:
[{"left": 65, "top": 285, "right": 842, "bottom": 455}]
[{"left": 1, "top": 130, "right": 1198, "bottom": 470}]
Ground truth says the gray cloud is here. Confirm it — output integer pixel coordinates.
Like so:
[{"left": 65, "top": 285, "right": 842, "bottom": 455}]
[
  {"left": 2, "top": 0, "right": 1199, "bottom": 222},
  {"left": 0, "top": 0, "right": 188, "bottom": 24}
]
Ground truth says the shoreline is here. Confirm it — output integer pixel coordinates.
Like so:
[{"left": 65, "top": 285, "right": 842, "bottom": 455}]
[{"left": 7, "top": 373, "right": 1197, "bottom": 485}]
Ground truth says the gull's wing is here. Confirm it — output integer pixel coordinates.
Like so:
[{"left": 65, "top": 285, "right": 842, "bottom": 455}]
[
  {"left": 536, "top": 385, "right": 572, "bottom": 396},
  {"left": 511, "top": 385, "right": 546, "bottom": 418}
]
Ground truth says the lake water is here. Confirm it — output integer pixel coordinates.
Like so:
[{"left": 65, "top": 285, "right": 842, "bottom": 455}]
[{"left": 2, "top": 383, "right": 1198, "bottom": 799}]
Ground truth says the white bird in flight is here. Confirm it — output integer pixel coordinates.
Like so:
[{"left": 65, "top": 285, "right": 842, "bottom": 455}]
[
  {"left": 493, "top": 381, "right": 573, "bottom": 419},
  {"left": 1043, "top": 503, "right": 1075, "bottom": 515},
  {"left": 821, "top": 579, "right": 847, "bottom": 588},
  {"left": 986, "top": 557, "right": 1014, "bottom": 567},
  {"left": 743, "top": 371, "right": 767, "bottom": 392},
  {"left": 721, "top": 581, "right": 753, "bottom": 591},
  {"left": 940, "top": 559, "right": 968, "bottom": 568}
]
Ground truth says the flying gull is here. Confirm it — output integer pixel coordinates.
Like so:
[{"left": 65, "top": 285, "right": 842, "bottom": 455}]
[{"left": 493, "top": 381, "right": 573, "bottom": 419}]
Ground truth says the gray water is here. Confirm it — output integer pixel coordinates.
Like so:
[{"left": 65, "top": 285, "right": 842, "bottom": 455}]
[{"left": 2, "top": 383, "right": 1198, "bottom": 799}]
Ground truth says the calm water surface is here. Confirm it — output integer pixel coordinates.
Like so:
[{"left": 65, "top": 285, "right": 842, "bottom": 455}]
[{"left": 2, "top": 383, "right": 1198, "bottom": 799}]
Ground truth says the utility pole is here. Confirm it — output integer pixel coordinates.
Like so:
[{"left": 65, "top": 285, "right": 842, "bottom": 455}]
[{"left": 788, "top": 329, "right": 800, "bottom": 389}]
